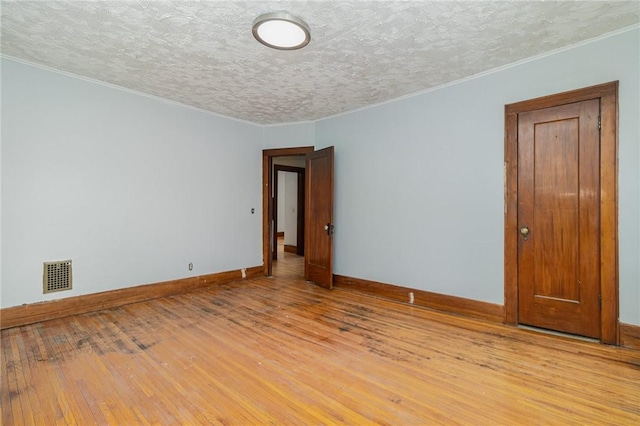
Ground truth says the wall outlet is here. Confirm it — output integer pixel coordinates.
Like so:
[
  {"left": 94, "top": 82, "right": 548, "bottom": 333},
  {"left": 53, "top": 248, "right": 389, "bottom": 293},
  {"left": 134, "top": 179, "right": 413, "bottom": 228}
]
[{"left": 188, "top": 262, "right": 193, "bottom": 271}]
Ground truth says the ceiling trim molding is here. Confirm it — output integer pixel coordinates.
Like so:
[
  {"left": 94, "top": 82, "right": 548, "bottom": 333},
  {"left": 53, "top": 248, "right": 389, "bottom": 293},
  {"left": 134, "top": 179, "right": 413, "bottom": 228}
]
[
  {"left": 315, "top": 23, "right": 640, "bottom": 124},
  {"left": 0, "top": 54, "right": 263, "bottom": 128},
  {"left": 2, "top": 23, "right": 638, "bottom": 128}
]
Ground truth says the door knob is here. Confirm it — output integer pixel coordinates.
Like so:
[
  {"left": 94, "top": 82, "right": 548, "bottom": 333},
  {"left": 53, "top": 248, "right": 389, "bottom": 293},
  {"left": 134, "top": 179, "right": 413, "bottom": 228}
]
[{"left": 520, "top": 226, "right": 529, "bottom": 240}]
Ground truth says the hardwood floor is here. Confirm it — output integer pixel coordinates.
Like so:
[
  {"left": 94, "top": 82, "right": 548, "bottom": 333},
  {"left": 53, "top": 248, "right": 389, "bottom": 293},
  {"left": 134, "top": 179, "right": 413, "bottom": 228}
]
[
  {"left": 272, "top": 236, "right": 305, "bottom": 279},
  {"left": 2, "top": 242, "right": 639, "bottom": 424}
]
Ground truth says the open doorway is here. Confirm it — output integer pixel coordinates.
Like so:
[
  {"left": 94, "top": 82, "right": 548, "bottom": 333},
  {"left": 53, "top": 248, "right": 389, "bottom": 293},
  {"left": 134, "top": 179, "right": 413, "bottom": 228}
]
[
  {"left": 272, "top": 223, "right": 306, "bottom": 279},
  {"left": 262, "top": 147, "right": 314, "bottom": 278},
  {"left": 273, "top": 162, "right": 305, "bottom": 260},
  {"left": 263, "top": 146, "right": 335, "bottom": 287}
]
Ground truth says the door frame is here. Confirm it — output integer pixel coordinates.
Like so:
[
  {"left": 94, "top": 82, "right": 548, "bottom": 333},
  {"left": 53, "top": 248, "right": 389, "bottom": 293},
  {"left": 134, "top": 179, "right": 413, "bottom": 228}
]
[
  {"left": 504, "top": 81, "right": 619, "bottom": 345},
  {"left": 273, "top": 164, "right": 306, "bottom": 259},
  {"left": 262, "top": 147, "right": 314, "bottom": 276}
]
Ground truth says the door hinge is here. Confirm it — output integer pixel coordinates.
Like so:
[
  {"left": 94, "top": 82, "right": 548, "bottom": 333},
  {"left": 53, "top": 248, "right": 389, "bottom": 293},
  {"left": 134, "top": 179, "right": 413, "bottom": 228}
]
[{"left": 598, "top": 115, "right": 601, "bottom": 130}]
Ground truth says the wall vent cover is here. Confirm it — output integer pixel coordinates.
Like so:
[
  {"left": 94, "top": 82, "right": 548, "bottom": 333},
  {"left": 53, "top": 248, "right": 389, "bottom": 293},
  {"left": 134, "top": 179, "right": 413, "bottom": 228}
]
[{"left": 43, "top": 260, "right": 72, "bottom": 294}]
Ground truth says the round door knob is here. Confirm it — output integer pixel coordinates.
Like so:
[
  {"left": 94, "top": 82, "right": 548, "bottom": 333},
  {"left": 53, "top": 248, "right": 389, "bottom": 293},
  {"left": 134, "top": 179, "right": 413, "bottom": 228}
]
[{"left": 520, "top": 226, "right": 529, "bottom": 236}]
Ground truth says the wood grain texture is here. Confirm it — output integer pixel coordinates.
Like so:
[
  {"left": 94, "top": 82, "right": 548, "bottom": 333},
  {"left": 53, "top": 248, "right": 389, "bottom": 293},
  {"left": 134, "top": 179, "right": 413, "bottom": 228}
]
[
  {"left": 599, "top": 84, "right": 619, "bottom": 345},
  {"left": 245, "top": 265, "right": 265, "bottom": 279},
  {"left": 504, "top": 81, "right": 619, "bottom": 344},
  {"left": 504, "top": 108, "right": 519, "bottom": 325},
  {"left": 284, "top": 244, "right": 298, "bottom": 253},
  {"left": 304, "top": 146, "right": 334, "bottom": 289},
  {"left": 620, "top": 323, "right": 640, "bottom": 350},
  {"left": 517, "top": 100, "right": 600, "bottom": 338},
  {"left": 505, "top": 81, "right": 620, "bottom": 114},
  {"left": 0, "top": 266, "right": 263, "bottom": 330},
  {"left": 2, "top": 257, "right": 639, "bottom": 425},
  {"left": 262, "top": 150, "right": 271, "bottom": 275},
  {"left": 334, "top": 274, "right": 504, "bottom": 323},
  {"left": 272, "top": 165, "right": 280, "bottom": 261},
  {"left": 296, "top": 169, "right": 306, "bottom": 256}
]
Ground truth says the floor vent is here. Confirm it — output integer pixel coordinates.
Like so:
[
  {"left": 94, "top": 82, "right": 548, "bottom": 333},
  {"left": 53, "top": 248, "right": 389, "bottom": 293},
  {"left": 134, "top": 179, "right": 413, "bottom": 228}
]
[{"left": 43, "top": 260, "right": 73, "bottom": 294}]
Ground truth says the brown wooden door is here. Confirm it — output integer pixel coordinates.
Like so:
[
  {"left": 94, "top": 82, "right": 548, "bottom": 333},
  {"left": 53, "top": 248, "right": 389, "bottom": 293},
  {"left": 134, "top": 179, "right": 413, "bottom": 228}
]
[
  {"left": 517, "top": 99, "right": 601, "bottom": 338},
  {"left": 305, "top": 146, "right": 334, "bottom": 289}
]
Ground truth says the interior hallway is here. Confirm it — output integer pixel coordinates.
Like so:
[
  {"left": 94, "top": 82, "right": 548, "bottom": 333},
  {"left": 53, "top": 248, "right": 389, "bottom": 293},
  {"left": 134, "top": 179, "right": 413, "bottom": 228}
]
[{"left": 273, "top": 235, "right": 304, "bottom": 280}]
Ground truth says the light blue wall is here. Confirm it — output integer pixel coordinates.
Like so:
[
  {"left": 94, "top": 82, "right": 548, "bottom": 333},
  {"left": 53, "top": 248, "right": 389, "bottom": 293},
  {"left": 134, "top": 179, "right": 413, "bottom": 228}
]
[
  {"left": 263, "top": 122, "right": 315, "bottom": 150},
  {"left": 2, "top": 28, "right": 638, "bottom": 327},
  {"left": 315, "top": 28, "right": 640, "bottom": 325},
  {"left": 1, "top": 58, "right": 263, "bottom": 308}
]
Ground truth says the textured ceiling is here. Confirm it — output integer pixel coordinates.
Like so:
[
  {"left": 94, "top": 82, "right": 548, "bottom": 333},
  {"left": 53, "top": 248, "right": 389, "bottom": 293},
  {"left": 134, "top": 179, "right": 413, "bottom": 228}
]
[{"left": 2, "top": 1, "right": 639, "bottom": 125}]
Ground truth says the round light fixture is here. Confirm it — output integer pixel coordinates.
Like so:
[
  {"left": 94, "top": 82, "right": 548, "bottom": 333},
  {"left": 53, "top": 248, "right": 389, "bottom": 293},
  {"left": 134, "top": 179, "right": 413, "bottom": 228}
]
[{"left": 252, "top": 12, "right": 310, "bottom": 50}]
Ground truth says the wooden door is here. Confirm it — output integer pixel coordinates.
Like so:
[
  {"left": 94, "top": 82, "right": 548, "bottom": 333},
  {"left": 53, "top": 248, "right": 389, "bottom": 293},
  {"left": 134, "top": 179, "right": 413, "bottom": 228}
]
[
  {"left": 296, "top": 171, "right": 306, "bottom": 256},
  {"left": 305, "top": 146, "right": 334, "bottom": 289},
  {"left": 517, "top": 99, "right": 601, "bottom": 338},
  {"left": 272, "top": 170, "right": 281, "bottom": 261}
]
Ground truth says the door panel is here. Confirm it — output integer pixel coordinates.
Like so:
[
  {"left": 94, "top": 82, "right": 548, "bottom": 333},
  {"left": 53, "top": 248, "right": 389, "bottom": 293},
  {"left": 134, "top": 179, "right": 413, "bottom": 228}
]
[
  {"left": 305, "top": 146, "right": 334, "bottom": 289},
  {"left": 517, "top": 99, "right": 600, "bottom": 338}
]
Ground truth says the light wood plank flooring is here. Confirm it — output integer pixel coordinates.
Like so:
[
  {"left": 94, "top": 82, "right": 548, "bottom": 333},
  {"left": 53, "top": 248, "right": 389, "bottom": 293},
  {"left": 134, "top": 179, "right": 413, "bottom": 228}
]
[{"left": 2, "top": 243, "right": 639, "bottom": 425}]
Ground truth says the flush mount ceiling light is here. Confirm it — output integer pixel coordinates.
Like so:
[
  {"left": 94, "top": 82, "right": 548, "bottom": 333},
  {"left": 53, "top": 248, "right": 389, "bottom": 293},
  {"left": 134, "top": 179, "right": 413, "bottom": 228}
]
[{"left": 252, "top": 12, "right": 310, "bottom": 50}]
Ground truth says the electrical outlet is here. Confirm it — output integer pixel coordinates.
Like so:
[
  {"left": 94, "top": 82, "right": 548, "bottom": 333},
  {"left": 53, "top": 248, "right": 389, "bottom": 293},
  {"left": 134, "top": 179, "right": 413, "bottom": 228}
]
[{"left": 188, "top": 262, "right": 193, "bottom": 271}]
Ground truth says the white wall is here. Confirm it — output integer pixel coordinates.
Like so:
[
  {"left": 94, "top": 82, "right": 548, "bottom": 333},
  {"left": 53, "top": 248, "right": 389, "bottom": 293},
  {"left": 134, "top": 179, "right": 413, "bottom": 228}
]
[
  {"left": 284, "top": 172, "right": 298, "bottom": 246},
  {"left": 1, "top": 58, "right": 263, "bottom": 308},
  {"left": 314, "top": 28, "right": 640, "bottom": 325},
  {"left": 277, "top": 171, "right": 286, "bottom": 233},
  {"left": 266, "top": 156, "right": 313, "bottom": 240},
  {"left": 266, "top": 156, "right": 306, "bottom": 246},
  {"left": 263, "top": 122, "right": 314, "bottom": 150}
]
